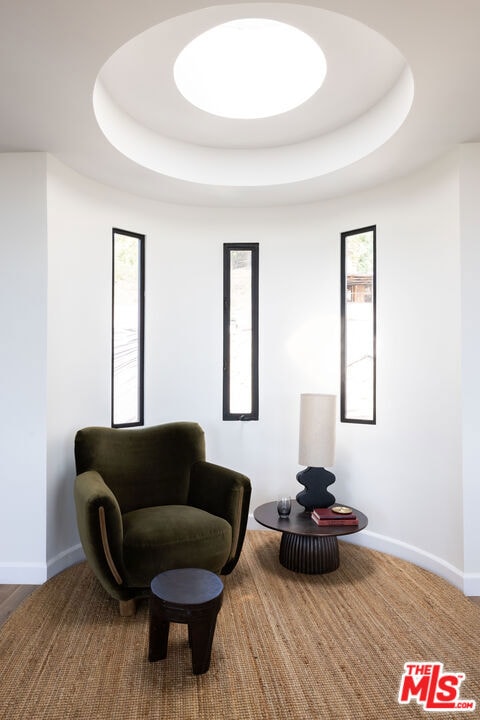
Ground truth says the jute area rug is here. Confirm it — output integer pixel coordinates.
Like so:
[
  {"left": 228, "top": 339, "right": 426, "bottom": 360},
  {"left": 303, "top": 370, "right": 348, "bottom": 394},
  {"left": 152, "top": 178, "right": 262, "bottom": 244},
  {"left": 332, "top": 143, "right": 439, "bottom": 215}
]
[{"left": 0, "top": 531, "right": 478, "bottom": 720}]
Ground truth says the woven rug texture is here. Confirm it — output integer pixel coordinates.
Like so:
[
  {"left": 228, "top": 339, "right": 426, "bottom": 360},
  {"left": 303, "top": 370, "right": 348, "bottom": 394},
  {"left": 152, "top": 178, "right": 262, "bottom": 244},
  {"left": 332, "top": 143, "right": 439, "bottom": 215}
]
[{"left": 0, "top": 530, "right": 478, "bottom": 720}]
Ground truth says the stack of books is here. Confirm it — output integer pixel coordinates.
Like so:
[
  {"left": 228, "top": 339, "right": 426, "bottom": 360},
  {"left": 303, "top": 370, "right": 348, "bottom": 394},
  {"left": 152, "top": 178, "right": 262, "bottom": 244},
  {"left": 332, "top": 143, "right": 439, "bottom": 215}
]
[{"left": 311, "top": 506, "right": 358, "bottom": 526}]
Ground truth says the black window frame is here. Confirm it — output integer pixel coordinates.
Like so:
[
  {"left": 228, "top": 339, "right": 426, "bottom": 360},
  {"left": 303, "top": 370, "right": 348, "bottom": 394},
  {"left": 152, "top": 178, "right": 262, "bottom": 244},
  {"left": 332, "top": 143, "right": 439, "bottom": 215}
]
[
  {"left": 340, "top": 225, "right": 377, "bottom": 425},
  {"left": 111, "top": 227, "right": 145, "bottom": 428},
  {"left": 223, "top": 242, "right": 259, "bottom": 421}
]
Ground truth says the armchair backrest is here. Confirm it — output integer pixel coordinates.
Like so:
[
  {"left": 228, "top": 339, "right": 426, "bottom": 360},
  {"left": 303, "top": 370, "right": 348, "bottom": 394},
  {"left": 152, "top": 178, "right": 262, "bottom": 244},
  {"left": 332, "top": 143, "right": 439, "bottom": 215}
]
[{"left": 74, "top": 422, "right": 206, "bottom": 513}]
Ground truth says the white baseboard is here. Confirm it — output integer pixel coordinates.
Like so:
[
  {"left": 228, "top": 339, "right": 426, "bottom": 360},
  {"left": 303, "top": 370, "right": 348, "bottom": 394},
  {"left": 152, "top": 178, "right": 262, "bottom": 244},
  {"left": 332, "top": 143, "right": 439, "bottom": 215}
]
[
  {"left": 462, "top": 573, "right": 480, "bottom": 596},
  {"left": 340, "top": 530, "right": 465, "bottom": 592},
  {"left": 0, "top": 562, "right": 48, "bottom": 585},
  {"left": 0, "top": 544, "right": 86, "bottom": 585},
  {"left": 47, "top": 543, "right": 85, "bottom": 580},
  {"left": 247, "top": 515, "right": 479, "bottom": 596}
]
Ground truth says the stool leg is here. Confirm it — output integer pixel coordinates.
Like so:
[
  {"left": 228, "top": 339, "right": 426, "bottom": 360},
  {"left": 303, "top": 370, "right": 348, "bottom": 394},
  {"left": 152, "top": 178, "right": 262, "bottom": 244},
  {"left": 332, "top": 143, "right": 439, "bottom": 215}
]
[
  {"left": 188, "top": 610, "right": 219, "bottom": 675},
  {"left": 148, "top": 599, "right": 170, "bottom": 662}
]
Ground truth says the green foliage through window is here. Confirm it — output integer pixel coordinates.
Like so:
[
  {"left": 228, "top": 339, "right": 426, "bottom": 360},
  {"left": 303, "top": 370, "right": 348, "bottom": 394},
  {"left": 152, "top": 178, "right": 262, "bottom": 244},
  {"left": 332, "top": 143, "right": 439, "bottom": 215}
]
[{"left": 341, "top": 226, "right": 376, "bottom": 424}]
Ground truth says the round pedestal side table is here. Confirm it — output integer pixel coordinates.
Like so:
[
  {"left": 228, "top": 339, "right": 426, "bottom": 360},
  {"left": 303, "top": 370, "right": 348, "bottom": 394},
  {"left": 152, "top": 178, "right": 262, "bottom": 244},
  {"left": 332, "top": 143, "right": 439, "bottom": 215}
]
[{"left": 254, "top": 500, "right": 368, "bottom": 574}]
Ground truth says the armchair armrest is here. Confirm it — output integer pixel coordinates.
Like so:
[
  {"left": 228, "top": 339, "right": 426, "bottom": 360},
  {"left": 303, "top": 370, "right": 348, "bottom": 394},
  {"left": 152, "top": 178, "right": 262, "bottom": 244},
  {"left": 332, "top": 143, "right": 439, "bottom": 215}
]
[
  {"left": 188, "top": 461, "right": 251, "bottom": 574},
  {"left": 74, "top": 470, "right": 128, "bottom": 600}
]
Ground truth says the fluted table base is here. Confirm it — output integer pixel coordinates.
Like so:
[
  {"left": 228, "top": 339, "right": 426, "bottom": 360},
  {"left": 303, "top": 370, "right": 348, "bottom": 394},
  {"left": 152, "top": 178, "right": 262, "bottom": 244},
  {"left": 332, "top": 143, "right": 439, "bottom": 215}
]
[
  {"left": 279, "top": 532, "right": 339, "bottom": 574},
  {"left": 253, "top": 501, "right": 368, "bottom": 575}
]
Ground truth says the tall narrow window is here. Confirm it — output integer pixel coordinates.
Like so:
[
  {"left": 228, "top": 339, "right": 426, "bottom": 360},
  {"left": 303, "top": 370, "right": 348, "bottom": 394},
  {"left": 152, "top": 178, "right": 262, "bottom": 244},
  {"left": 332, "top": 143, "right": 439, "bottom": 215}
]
[
  {"left": 223, "top": 243, "right": 259, "bottom": 420},
  {"left": 341, "top": 226, "right": 376, "bottom": 424},
  {"left": 112, "top": 228, "right": 145, "bottom": 427}
]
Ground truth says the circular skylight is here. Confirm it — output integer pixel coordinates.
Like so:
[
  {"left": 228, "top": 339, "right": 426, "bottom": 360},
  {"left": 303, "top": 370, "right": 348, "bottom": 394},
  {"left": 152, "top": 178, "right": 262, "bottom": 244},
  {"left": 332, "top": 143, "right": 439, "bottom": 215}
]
[{"left": 173, "top": 18, "right": 327, "bottom": 119}]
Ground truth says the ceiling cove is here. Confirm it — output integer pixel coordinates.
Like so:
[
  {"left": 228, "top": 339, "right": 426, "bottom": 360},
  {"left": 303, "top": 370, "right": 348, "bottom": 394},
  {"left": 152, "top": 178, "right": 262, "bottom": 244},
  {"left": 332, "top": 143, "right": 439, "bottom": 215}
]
[{"left": 94, "top": 3, "right": 413, "bottom": 189}]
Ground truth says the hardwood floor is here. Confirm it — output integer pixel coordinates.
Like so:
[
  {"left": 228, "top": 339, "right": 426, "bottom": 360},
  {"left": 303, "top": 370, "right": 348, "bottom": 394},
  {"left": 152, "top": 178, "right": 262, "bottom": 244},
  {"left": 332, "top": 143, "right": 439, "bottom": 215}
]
[
  {"left": 0, "top": 583, "right": 479, "bottom": 630},
  {"left": 0, "top": 584, "right": 38, "bottom": 628}
]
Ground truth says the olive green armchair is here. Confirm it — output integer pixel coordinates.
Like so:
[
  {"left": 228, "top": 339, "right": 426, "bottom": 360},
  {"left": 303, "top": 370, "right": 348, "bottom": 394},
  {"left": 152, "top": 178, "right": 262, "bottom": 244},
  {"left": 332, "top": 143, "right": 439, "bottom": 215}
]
[{"left": 74, "top": 422, "right": 251, "bottom": 615}]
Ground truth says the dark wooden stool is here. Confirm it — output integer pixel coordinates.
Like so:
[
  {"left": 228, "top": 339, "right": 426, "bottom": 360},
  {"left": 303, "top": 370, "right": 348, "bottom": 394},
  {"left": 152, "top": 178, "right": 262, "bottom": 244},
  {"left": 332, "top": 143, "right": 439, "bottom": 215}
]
[{"left": 148, "top": 568, "right": 224, "bottom": 675}]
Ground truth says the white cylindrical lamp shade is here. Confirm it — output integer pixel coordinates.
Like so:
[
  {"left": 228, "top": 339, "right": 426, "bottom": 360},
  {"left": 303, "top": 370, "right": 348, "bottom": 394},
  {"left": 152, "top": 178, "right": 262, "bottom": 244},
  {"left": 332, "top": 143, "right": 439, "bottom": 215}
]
[{"left": 298, "top": 393, "right": 336, "bottom": 468}]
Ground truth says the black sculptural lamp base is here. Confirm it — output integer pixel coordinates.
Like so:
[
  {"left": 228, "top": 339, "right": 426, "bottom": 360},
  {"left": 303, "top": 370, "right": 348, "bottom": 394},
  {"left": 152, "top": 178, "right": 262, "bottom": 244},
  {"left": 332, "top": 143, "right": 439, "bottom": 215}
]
[{"left": 296, "top": 466, "right": 336, "bottom": 512}]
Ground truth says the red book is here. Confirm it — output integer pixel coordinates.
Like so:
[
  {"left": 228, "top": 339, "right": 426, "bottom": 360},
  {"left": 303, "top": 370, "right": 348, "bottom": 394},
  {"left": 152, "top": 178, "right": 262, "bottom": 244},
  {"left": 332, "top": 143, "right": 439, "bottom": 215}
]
[
  {"left": 311, "top": 515, "right": 358, "bottom": 526},
  {"left": 312, "top": 508, "right": 358, "bottom": 523}
]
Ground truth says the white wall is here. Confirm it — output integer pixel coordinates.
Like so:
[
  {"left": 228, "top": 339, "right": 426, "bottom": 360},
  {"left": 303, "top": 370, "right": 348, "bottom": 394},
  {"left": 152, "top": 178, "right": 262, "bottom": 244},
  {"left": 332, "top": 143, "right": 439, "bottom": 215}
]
[
  {"left": 46, "top": 159, "right": 113, "bottom": 573},
  {"left": 459, "top": 144, "right": 480, "bottom": 594},
  {"left": 0, "top": 153, "right": 48, "bottom": 582},
  {"left": 333, "top": 154, "right": 464, "bottom": 583},
  {"left": 3, "top": 147, "right": 477, "bottom": 592}
]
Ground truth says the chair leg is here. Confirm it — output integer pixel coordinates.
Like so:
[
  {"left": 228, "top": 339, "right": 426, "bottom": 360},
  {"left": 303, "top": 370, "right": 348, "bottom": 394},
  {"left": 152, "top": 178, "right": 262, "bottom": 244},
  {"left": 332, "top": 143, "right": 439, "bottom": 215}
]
[{"left": 119, "top": 598, "right": 136, "bottom": 617}]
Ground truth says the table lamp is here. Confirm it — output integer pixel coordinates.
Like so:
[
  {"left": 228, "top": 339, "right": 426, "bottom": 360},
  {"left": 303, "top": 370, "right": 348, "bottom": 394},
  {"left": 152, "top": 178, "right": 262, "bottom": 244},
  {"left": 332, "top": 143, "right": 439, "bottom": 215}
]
[{"left": 296, "top": 393, "right": 336, "bottom": 512}]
